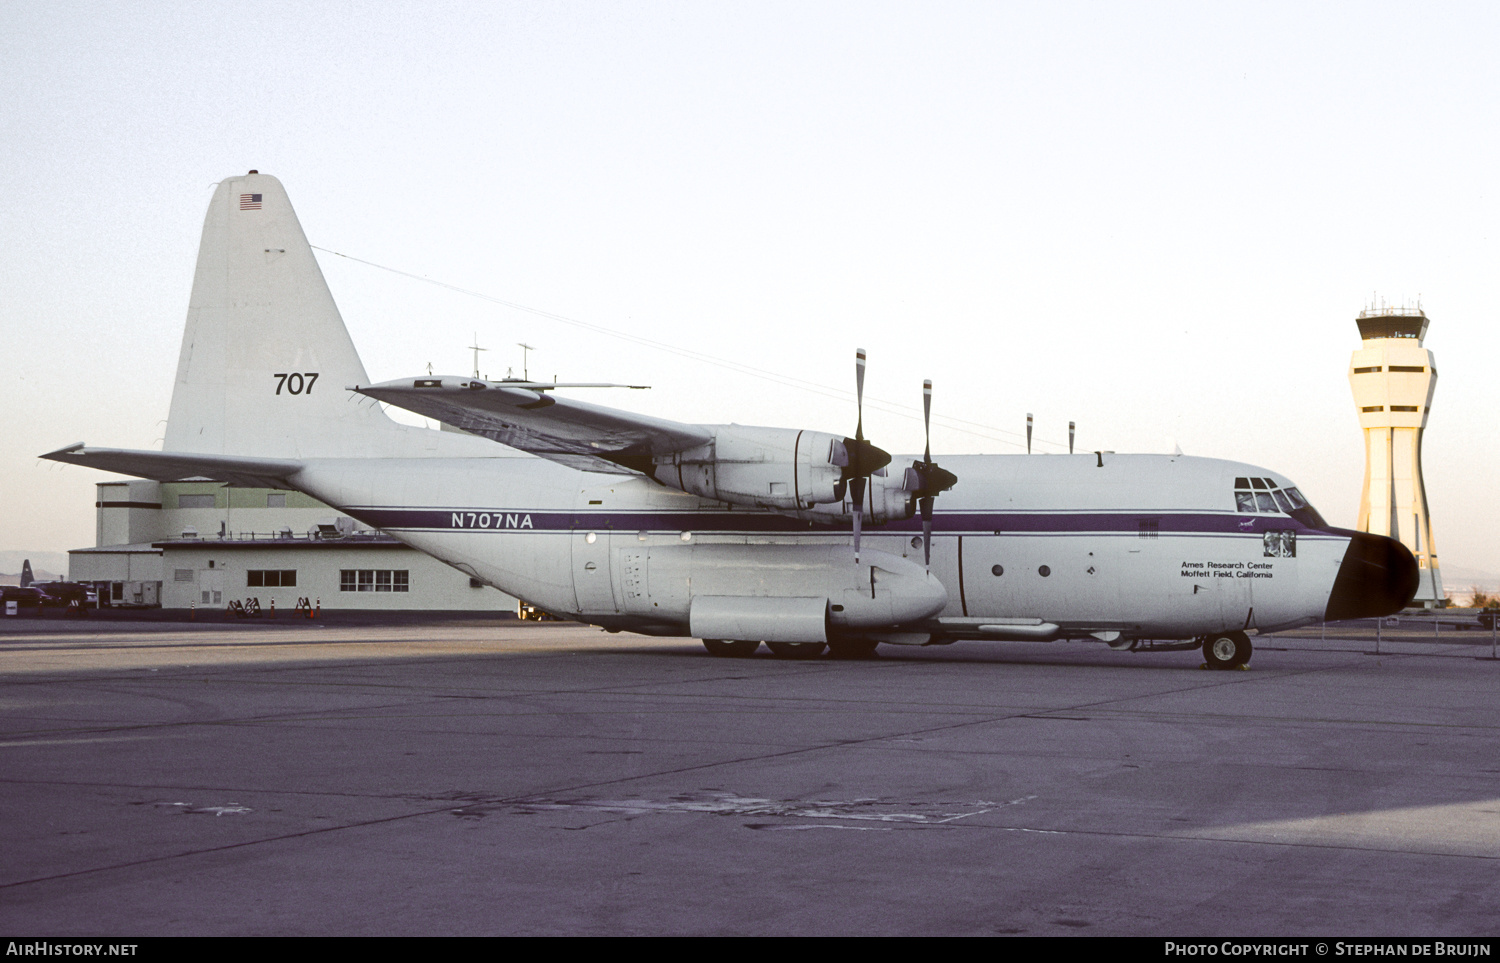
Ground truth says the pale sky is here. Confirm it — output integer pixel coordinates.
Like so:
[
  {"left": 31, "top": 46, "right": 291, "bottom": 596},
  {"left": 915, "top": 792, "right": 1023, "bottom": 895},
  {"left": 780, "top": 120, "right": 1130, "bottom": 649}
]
[{"left": 4, "top": 1, "right": 1497, "bottom": 577}]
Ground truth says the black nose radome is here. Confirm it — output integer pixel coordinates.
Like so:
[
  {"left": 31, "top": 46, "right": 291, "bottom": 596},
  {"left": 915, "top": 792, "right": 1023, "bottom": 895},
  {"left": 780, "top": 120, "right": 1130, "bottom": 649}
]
[{"left": 1324, "top": 531, "right": 1420, "bottom": 621}]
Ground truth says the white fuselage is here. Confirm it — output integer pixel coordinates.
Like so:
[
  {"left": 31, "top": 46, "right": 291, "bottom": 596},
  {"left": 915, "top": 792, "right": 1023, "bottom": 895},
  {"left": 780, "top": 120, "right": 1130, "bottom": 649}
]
[{"left": 286, "top": 450, "right": 1347, "bottom": 641}]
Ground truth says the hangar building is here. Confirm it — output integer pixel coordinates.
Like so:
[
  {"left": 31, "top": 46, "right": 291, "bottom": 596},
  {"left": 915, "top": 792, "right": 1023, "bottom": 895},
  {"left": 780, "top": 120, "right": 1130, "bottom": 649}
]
[{"left": 70, "top": 478, "right": 518, "bottom": 613}]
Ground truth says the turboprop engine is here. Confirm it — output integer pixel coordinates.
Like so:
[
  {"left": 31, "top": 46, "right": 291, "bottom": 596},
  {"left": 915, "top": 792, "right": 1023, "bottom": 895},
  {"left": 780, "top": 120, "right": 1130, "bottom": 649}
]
[
  {"left": 787, "top": 466, "right": 919, "bottom": 525},
  {"left": 650, "top": 425, "right": 883, "bottom": 513}
]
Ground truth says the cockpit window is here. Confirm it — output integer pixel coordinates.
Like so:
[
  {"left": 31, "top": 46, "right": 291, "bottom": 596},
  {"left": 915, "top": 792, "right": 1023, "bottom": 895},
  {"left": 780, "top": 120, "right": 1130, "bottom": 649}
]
[
  {"left": 1235, "top": 479, "right": 1288, "bottom": 514},
  {"left": 1234, "top": 479, "right": 1327, "bottom": 528}
]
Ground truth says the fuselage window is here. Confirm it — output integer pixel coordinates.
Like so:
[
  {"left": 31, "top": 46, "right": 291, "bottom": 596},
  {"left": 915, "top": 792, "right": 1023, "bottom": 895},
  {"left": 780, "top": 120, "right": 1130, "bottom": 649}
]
[{"left": 1264, "top": 531, "right": 1297, "bottom": 557}]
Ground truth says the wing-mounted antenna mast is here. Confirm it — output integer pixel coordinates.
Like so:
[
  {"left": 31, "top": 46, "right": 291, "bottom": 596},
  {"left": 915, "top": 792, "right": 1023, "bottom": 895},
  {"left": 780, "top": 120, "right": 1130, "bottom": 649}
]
[
  {"left": 517, "top": 343, "right": 535, "bottom": 382},
  {"left": 469, "top": 334, "right": 487, "bottom": 379}
]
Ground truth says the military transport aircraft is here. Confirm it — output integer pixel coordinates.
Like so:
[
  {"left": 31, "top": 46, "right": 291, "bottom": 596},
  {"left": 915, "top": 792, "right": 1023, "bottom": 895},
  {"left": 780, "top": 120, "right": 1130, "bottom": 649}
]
[{"left": 43, "top": 172, "right": 1418, "bottom": 666}]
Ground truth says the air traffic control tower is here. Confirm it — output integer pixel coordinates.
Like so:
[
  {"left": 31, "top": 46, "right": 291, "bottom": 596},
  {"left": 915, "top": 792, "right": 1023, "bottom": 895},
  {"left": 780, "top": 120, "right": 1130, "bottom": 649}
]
[{"left": 1349, "top": 306, "right": 1443, "bottom": 606}]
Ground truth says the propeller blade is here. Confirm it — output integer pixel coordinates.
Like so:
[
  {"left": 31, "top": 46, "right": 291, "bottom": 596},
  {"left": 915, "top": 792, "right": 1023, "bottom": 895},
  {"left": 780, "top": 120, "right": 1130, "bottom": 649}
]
[
  {"left": 851, "top": 475, "right": 866, "bottom": 563},
  {"left": 923, "top": 380, "right": 934, "bottom": 568},
  {"left": 920, "top": 495, "right": 934, "bottom": 568},
  {"left": 852, "top": 349, "right": 868, "bottom": 562},
  {"left": 912, "top": 378, "right": 957, "bottom": 569},
  {"left": 923, "top": 379, "right": 932, "bottom": 464},
  {"left": 855, "top": 348, "right": 867, "bottom": 442}
]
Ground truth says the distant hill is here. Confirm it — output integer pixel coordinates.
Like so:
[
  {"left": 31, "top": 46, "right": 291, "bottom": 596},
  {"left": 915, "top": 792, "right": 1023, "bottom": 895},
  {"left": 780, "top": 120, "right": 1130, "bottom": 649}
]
[
  {"left": 1443, "top": 565, "right": 1500, "bottom": 606},
  {"left": 0, "top": 551, "right": 70, "bottom": 583}
]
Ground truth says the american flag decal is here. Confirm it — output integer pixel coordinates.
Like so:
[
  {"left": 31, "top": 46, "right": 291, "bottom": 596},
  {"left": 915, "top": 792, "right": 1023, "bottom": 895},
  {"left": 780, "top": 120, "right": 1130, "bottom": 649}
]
[{"left": 240, "top": 193, "right": 263, "bottom": 210}]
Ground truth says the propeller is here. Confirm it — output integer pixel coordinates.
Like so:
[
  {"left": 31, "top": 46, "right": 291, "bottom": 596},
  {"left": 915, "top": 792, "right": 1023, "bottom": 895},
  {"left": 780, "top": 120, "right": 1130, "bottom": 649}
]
[
  {"left": 906, "top": 379, "right": 958, "bottom": 569},
  {"left": 840, "top": 348, "right": 892, "bottom": 563}
]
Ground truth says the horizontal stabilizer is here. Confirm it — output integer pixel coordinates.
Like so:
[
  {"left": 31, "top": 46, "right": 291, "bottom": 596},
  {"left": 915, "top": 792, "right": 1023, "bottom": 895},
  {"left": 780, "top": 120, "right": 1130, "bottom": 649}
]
[
  {"left": 355, "top": 376, "right": 711, "bottom": 474},
  {"left": 41, "top": 444, "right": 303, "bottom": 489}
]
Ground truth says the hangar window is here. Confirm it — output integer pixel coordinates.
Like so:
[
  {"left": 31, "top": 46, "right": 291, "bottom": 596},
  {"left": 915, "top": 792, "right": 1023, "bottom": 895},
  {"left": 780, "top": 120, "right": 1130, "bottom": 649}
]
[
  {"left": 248, "top": 570, "right": 297, "bottom": 587},
  {"left": 267, "top": 494, "right": 286, "bottom": 508},
  {"left": 1391, "top": 405, "right": 1419, "bottom": 412},
  {"left": 1361, "top": 406, "right": 1385, "bottom": 413},
  {"left": 178, "top": 494, "right": 215, "bottom": 508},
  {"left": 1352, "top": 366, "right": 1382, "bottom": 373},
  {"left": 1138, "top": 519, "right": 1159, "bottom": 539},
  {"left": 1388, "top": 365, "right": 1426, "bottom": 373},
  {"left": 340, "top": 569, "right": 409, "bottom": 592},
  {"left": 174, "top": 569, "right": 194, "bottom": 582}
]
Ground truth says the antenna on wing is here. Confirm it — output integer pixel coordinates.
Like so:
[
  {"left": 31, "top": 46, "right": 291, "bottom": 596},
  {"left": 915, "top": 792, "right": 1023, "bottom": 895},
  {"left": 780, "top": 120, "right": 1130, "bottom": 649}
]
[
  {"left": 1069, "top": 421, "right": 1075, "bottom": 455},
  {"left": 469, "top": 334, "right": 487, "bottom": 380},
  {"left": 517, "top": 343, "right": 535, "bottom": 382},
  {"left": 1026, "top": 412, "right": 1033, "bottom": 454}
]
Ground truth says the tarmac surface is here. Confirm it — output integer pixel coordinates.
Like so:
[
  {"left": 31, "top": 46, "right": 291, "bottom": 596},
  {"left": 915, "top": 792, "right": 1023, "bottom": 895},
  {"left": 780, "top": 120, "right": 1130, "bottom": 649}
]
[{"left": 1, "top": 615, "right": 1498, "bottom": 936}]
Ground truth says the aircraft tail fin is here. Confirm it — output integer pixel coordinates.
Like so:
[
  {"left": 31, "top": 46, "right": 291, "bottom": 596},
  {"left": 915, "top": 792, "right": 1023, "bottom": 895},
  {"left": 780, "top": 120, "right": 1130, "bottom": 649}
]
[{"left": 163, "top": 171, "right": 402, "bottom": 458}]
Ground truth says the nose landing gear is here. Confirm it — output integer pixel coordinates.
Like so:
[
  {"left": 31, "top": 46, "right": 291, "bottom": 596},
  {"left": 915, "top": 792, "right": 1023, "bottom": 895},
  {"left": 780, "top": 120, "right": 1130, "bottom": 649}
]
[{"left": 1202, "top": 631, "right": 1252, "bottom": 670}]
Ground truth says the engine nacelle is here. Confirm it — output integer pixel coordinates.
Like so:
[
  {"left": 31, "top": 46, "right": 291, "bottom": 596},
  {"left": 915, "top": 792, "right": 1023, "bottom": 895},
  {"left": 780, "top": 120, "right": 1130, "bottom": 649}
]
[
  {"left": 788, "top": 467, "right": 916, "bottom": 525},
  {"left": 652, "top": 425, "right": 849, "bottom": 511}
]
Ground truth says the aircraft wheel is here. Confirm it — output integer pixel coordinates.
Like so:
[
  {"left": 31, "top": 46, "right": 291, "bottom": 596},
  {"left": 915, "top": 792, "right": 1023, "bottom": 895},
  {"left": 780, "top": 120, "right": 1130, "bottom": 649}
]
[
  {"left": 702, "top": 639, "right": 760, "bottom": 658},
  {"left": 765, "top": 641, "right": 827, "bottom": 660},
  {"left": 1202, "top": 632, "right": 1251, "bottom": 670},
  {"left": 826, "top": 638, "right": 880, "bottom": 659}
]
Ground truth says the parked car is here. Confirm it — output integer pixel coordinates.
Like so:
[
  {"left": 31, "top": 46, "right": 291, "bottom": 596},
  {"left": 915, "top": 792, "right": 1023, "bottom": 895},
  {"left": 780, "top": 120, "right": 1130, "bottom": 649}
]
[
  {"left": 2, "top": 585, "right": 51, "bottom": 614},
  {"left": 1480, "top": 610, "right": 1499, "bottom": 630},
  {"left": 31, "top": 581, "right": 90, "bottom": 609}
]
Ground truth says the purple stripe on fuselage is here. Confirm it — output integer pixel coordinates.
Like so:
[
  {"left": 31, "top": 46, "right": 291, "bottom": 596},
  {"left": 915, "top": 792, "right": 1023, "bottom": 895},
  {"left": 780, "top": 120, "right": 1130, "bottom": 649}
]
[{"left": 345, "top": 507, "right": 1332, "bottom": 538}]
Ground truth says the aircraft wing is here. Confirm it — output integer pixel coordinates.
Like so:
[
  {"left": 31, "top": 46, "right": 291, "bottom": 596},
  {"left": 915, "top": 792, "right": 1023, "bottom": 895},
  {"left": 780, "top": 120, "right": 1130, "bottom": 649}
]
[
  {"left": 355, "top": 377, "right": 712, "bottom": 475},
  {"left": 40, "top": 444, "right": 304, "bottom": 489}
]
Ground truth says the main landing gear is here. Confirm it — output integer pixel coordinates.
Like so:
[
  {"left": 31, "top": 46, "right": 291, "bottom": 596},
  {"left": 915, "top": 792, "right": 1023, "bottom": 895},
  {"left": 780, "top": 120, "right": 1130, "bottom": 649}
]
[
  {"left": 701, "top": 639, "right": 878, "bottom": 659},
  {"left": 701, "top": 639, "right": 762, "bottom": 658},
  {"left": 1201, "top": 631, "right": 1252, "bottom": 670}
]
